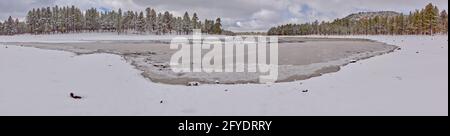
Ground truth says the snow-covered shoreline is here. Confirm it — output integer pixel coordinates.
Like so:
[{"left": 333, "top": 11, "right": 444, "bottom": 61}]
[{"left": 0, "top": 35, "right": 447, "bottom": 116}]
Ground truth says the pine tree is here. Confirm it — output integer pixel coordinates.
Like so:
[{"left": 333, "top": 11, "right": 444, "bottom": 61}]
[
  {"left": 423, "top": 3, "right": 438, "bottom": 34},
  {"left": 202, "top": 19, "right": 209, "bottom": 33},
  {"left": 26, "top": 9, "right": 35, "bottom": 34},
  {"left": 440, "top": 10, "right": 448, "bottom": 33},
  {"left": 137, "top": 11, "right": 146, "bottom": 34},
  {"left": 413, "top": 10, "right": 422, "bottom": 34},
  {"left": 121, "top": 11, "right": 129, "bottom": 32},
  {"left": 156, "top": 13, "right": 163, "bottom": 34},
  {"left": 397, "top": 14, "right": 406, "bottom": 34},
  {"left": 213, "top": 18, "right": 222, "bottom": 34},
  {"left": 102, "top": 10, "right": 117, "bottom": 32},
  {"left": 14, "top": 19, "right": 20, "bottom": 34},
  {"left": 74, "top": 7, "right": 83, "bottom": 32},
  {"left": 150, "top": 9, "right": 157, "bottom": 33},
  {"left": 197, "top": 21, "right": 203, "bottom": 32},
  {"left": 192, "top": 13, "right": 199, "bottom": 29},
  {"left": 5, "top": 16, "right": 15, "bottom": 35},
  {"left": 116, "top": 8, "right": 123, "bottom": 34},
  {"left": 57, "top": 7, "right": 65, "bottom": 33},
  {"left": 0, "top": 22, "right": 3, "bottom": 35},
  {"left": 432, "top": 5, "right": 440, "bottom": 33},
  {"left": 85, "top": 8, "right": 99, "bottom": 32},
  {"left": 44, "top": 7, "right": 52, "bottom": 33},
  {"left": 145, "top": 8, "right": 156, "bottom": 33},
  {"left": 182, "top": 12, "right": 191, "bottom": 34},
  {"left": 162, "top": 11, "right": 172, "bottom": 34},
  {"left": 170, "top": 14, "right": 177, "bottom": 34},
  {"left": 203, "top": 19, "right": 215, "bottom": 34},
  {"left": 175, "top": 17, "right": 183, "bottom": 34},
  {"left": 62, "top": 6, "right": 69, "bottom": 33},
  {"left": 132, "top": 11, "right": 138, "bottom": 31},
  {"left": 51, "top": 6, "right": 58, "bottom": 33},
  {"left": 99, "top": 12, "right": 106, "bottom": 31}
]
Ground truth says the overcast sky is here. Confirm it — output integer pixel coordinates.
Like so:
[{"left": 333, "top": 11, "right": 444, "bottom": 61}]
[{"left": 0, "top": 0, "right": 448, "bottom": 32}]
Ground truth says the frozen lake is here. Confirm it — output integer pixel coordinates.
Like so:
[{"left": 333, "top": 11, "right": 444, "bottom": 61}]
[{"left": 0, "top": 34, "right": 447, "bottom": 116}]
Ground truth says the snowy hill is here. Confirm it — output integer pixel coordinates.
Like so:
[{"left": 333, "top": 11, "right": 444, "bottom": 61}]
[{"left": 344, "top": 11, "right": 401, "bottom": 21}]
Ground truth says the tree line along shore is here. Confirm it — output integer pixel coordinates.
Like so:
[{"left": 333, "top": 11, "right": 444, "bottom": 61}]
[
  {"left": 268, "top": 3, "right": 448, "bottom": 35},
  {"left": 0, "top": 6, "right": 226, "bottom": 35},
  {"left": 1, "top": 3, "right": 448, "bottom": 36}
]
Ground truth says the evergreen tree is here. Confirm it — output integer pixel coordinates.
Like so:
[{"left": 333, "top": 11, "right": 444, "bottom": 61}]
[
  {"left": 5, "top": 16, "right": 15, "bottom": 35},
  {"left": 136, "top": 11, "right": 146, "bottom": 34},
  {"left": 74, "top": 7, "right": 83, "bottom": 32},
  {"left": 423, "top": 3, "right": 439, "bottom": 34},
  {"left": 51, "top": 6, "right": 59, "bottom": 33},
  {"left": 149, "top": 9, "right": 157, "bottom": 33},
  {"left": 145, "top": 7, "right": 156, "bottom": 33},
  {"left": 43, "top": 7, "right": 52, "bottom": 33},
  {"left": 174, "top": 17, "right": 183, "bottom": 34},
  {"left": 440, "top": 10, "right": 448, "bottom": 33},
  {"left": 57, "top": 6, "right": 66, "bottom": 33},
  {"left": 397, "top": 14, "right": 406, "bottom": 34},
  {"left": 132, "top": 11, "right": 138, "bottom": 31},
  {"left": 14, "top": 19, "right": 19, "bottom": 34},
  {"left": 156, "top": 13, "right": 163, "bottom": 34},
  {"left": 192, "top": 13, "right": 199, "bottom": 29},
  {"left": 121, "top": 11, "right": 131, "bottom": 32},
  {"left": 161, "top": 11, "right": 171, "bottom": 34},
  {"left": 203, "top": 19, "right": 215, "bottom": 34},
  {"left": 182, "top": 12, "right": 191, "bottom": 34},
  {"left": 116, "top": 8, "right": 123, "bottom": 34},
  {"left": 0, "top": 22, "right": 3, "bottom": 35},
  {"left": 213, "top": 18, "right": 222, "bottom": 34},
  {"left": 85, "top": 8, "right": 99, "bottom": 32},
  {"left": 26, "top": 9, "right": 36, "bottom": 34}
]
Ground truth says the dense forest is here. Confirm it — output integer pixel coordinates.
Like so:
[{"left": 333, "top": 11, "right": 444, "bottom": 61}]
[
  {"left": 0, "top": 5, "right": 223, "bottom": 35},
  {"left": 268, "top": 3, "right": 448, "bottom": 35}
]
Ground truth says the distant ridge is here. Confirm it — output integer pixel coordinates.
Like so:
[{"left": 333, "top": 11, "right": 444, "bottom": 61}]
[{"left": 343, "top": 11, "right": 401, "bottom": 21}]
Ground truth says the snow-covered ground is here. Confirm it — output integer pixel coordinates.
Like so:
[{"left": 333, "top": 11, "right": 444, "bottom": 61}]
[{"left": 0, "top": 34, "right": 447, "bottom": 116}]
